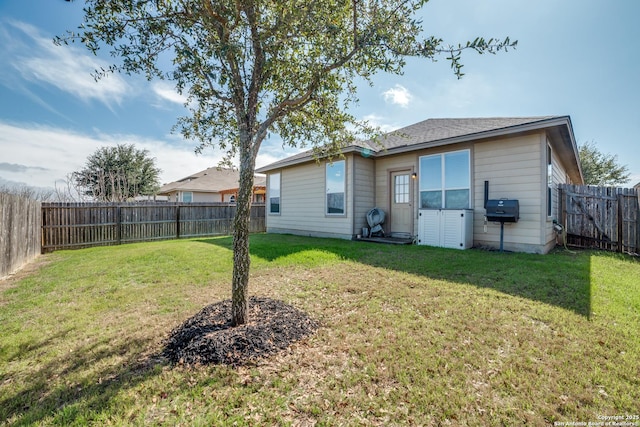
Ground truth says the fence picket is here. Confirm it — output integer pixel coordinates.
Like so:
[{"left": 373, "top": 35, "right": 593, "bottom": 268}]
[
  {"left": 40, "top": 202, "right": 265, "bottom": 253},
  {"left": 0, "top": 193, "right": 41, "bottom": 278},
  {"left": 559, "top": 184, "right": 639, "bottom": 254}
]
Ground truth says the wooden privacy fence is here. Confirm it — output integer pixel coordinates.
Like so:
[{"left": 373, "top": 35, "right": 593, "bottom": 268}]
[
  {"left": 558, "top": 184, "right": 639, "bottom": 254},
  {"left": 41, "top": 202, "right": 266, "bottom": 253},
  {"left": 0, "top": 193, "right": 42, "bottom": 278}
]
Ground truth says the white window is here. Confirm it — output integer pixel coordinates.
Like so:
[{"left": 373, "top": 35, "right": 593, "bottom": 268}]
[
  {"left": 419, "top": 150, "right": 470, "bottom": 209},
  {"left": 180, "top": 191, "right": 193, "bottom": 203},
  {"left": 269, "top": 173, "right": 281, "bottom": 214},
  {"left": 326, "top": 160, "right": 345, "bottom": 215},
  {"left": 547, "top": 143, "right": 553, "bottom": 217}
]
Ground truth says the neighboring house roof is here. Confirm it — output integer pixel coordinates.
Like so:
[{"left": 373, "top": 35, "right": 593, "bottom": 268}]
[
  {"left": 158, "top": 167, "right": 266, "bottom": 195},
  {"left": 257, "top": 116, "right": 581, "bottom": 182}
]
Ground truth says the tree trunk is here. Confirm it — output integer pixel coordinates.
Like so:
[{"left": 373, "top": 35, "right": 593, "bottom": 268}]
[{"left": 231, "top": 145, "right": 256, "bottom": 326}]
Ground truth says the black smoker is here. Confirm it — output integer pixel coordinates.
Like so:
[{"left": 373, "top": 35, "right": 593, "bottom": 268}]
[
  {"left": 484, "top": 182, "right": 519, "bottom": 252},
  {"left": 485, "top": 199, "right": 519, "bottom": 252}
]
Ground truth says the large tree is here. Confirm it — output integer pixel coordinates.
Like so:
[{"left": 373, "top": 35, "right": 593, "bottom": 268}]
[
  {"left": 73, "top": 144, "right": 161, "bottom": 202},
  {"left": 59, "top": 0, "right": 515, "bottom": 325},
  {"left": 578, "top": 141, "right": 630, "bottom": 186}
]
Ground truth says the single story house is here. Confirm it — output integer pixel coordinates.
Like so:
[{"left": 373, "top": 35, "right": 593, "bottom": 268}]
[
  {"left": 256, "top": 116, "right": 583, "bottom": 254},
  {"left": 158, "top": 167, "right": 266, "bottom": 203}
]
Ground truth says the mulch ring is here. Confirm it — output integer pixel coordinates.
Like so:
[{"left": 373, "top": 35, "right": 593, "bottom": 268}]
[{"left": 163, "top": 296, "right": 319, "bottom": 367}]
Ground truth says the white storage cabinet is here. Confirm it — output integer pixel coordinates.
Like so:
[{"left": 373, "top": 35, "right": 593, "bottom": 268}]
[{"left": 417, "top": 209, "right": 473, "bottom": 249}]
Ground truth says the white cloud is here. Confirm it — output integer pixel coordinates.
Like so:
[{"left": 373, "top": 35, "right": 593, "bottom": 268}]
[
  {"left": 397, "top": 73, "right": 499, "bottom": 121},
  {"left": 3, "top": 20, "right": 130, "bottom": 107},
  {"left": 256, "top": 146, "right": 305, "bottom": 170},
  {"left": 382, "top": 84, "right": 413, "bottom": 108},
  {"left": 360, "top": 114, "right": 398, "bottom": 133},
  {"left": 430, "top": 74, "right": 493, "bottom": 111},
  {"left": 0, "top": 121, "right": 222, "bottom": 188},
  {"left": 152, "top": 81, "right": 188, "bottom": 106},
  {"left": 0, "top": 120, "right": 306, "bottom": 189},
  {"left": 255, "top": 152, "right": 284, "bottom": 170}
]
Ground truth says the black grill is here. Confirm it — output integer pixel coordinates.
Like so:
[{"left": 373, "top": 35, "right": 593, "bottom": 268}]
[{"left": 485, "top": 199, "right": 519, "bottom": 223}]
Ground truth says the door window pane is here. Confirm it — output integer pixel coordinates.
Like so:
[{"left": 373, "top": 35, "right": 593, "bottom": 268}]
[{"left": 394, "top": 174, "right": 409, "bottom": 203}]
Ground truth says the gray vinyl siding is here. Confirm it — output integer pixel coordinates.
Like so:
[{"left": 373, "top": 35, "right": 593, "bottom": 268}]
[
  {"left": 266, "top": 156, "right": 354, "bottom": 239},
  {"left": 373, "top": 154, "right": 415, "bottom": 202},
  {"left": 473, "top": 133, "right": 546, "bottom": 253},
  {"left": 372, "top": 153, "right": 416, "bottom": 235},
  {"left": 544, "top": 137, "right": 572, "bottom": 250},
  {"left": 353, "top": 156, "right": 375, "bottom": 234}
]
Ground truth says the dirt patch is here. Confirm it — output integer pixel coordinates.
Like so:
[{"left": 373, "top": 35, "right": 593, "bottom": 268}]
[
  {"left": 0, "top": 256, "right": 51, "bottom": 294},
  {"left": 164, "top": 296, "right": 319, "bottom": 367}
]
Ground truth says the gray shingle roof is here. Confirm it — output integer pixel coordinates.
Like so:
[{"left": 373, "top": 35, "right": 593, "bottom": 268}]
[
  {"left": 257, "top": 116, "right": 562, "bottom": 172},
  {"left": 375, "top": 117, "right": 558, "bottom": 150}
]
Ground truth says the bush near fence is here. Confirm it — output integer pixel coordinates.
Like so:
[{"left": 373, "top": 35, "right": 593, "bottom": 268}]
[
  {"left": 41, "top": 202, "right": 266, "bottom": 253},
  {"left": 0, "top": 193, "right": 42, "bottom": 278}
]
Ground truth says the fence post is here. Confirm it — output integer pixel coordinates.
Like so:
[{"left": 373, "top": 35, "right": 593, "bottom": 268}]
[
  {"left": 116, "top": 205, "right": 122, "bottom": 245},
  {"left": 617, "top": 194, "right": 623, "bottom": 253},
  {"left": 41, "top": 205, "right": 46, "bottom": 254},
  {"left": 558, "top": 187, "right": 565, "bottom": 245},
  {"left": 176, "top": 203, "right": 181, "bottom": 239},
  {"left": 637, "top": 203, "right": 640, "bottom": 254},
  {"left": 636, "top": 191, "right": 640, "bottom": 254}
]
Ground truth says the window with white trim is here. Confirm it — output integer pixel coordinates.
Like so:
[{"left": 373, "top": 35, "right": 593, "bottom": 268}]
[
  {"left": 419, "top": 150, "right": 470, "bottom": 209},
  {"left": 547, "top": 143, "right": 553, "bottom": 217},
  {"left": 326, "top": 160, "right": 345, "bottom": 215},
  {"left": 269, "top": 173, "right": 281, "bottom": 214},
  {"left": 180, "top": 191, "right": 193, "bottom": 203}
]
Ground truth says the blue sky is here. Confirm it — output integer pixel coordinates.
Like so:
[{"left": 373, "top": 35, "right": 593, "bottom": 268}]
[{"left": 1, "top": 0, "right": 639, "bottom": 190}]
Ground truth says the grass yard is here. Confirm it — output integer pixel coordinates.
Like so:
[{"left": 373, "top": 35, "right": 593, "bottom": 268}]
[{"left": 1, "top": 234, "right": 639, "bottom": 426}]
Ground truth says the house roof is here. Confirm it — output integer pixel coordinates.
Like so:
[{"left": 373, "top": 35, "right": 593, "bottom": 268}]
[
  {"left": 256, "top": 116, "right": 582, "bottom": 183},
  {"left": 158, "top": 167, "right": 266, "bottom": 195},
  {"left": 373, "top": 116, "right": 558, "bottom": 151}
]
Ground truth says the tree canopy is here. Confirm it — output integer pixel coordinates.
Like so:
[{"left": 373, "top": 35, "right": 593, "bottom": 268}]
[
  {"left": 578, "top": 141, "right": 630, "bottom": 187},
  {"left": 73, "top": 144, "right": 161, "bottom": 202},
  {"left": 0, "top": 184, "right": 55, "bottom": 202},
  {"left": 60, "top": 0, "right": 516, "bottom": 325}
]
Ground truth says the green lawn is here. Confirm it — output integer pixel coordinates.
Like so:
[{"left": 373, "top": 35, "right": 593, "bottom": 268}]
[{"left": 1, "top": 234, "right": 639, "bottom": 426}]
